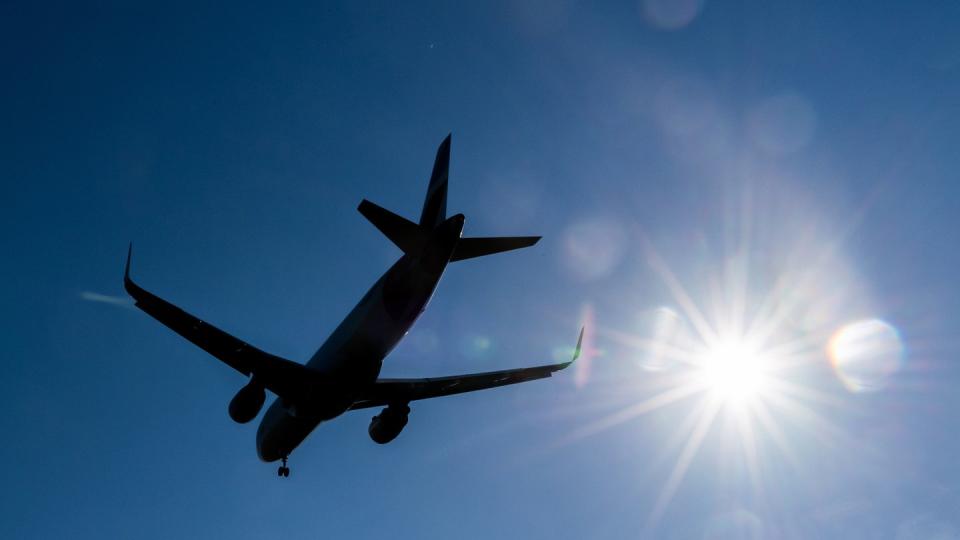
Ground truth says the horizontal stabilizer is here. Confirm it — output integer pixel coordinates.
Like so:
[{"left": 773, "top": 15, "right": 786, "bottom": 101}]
[
  {"left": 358, "top": 199, "right": 425, "bottom": 255},
  {"left": 449, "top": 236, "right": 541, "bottom": 262}
]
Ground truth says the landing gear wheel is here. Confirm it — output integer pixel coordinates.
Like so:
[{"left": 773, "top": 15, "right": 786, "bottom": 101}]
[{"left": 277, "top": 456, "right": 290, "bottom": 478}]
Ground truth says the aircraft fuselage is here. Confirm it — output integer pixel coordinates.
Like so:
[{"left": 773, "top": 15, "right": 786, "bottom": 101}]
[{"left": 255, "top": 214, "right": 465, "bottom": 461}]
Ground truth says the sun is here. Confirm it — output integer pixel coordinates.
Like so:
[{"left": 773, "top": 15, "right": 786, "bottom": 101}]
[
  {"left": 558, "top": 179, "right": 881, "bottom": 531},
  {"left": 695, "top": 338, "right": 767, "bottom": 405}
]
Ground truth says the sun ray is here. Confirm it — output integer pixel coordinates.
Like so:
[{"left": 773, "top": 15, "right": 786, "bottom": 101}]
[
  {"left": 558, "top": 382, "right": 705, "bottom": 446},
  {"left": 644, "top": 242, "right": 720, "bottom": 346},
  {"left": 750, "top": 399, "right": 801, "bottom": 470},
  {"left": 765, "top": 377, "right": 850, "bottom": 411},
  {"left": 760, "top": 390, "right": 855, "bottom": 450},
  {"left": 647, "top": 395, "right": 723, "bottom": 527},
  {"left": 735, "top": 405, "right": 763, "bottom": 498},
  {"left": 559, "top": 187, "right": 891, "bottom": 529},
  {"left": 603, "top": 327, "right": 706, "bottom": 368}
]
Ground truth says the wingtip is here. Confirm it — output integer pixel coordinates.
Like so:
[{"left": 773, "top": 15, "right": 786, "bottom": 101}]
[
  {"left": 124, "top": 242, "right": 133, "bottom": 284},
  {"left": 573, "top": 326, "right": 585, "bottom": 362}
]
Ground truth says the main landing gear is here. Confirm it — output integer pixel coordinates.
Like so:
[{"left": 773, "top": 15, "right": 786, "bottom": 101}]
[{"left": 277, "top": 456, "right": 290, "bottom": 477}]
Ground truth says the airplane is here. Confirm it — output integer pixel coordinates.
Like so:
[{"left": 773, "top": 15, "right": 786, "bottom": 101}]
[{"left": 124, "top": 134, "right": 583, "bottom": 477}]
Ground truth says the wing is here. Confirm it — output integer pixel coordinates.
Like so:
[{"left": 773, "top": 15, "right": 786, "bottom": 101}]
[
  {"left": 348, "top": 328, "right": 584, "bottom": 410},
  {"left": 123, "top": 244, "right": 320, "bottom": 400}
]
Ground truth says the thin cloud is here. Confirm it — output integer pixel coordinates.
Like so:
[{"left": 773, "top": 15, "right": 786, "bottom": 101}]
[{"left": 79, "top": 291, "right": 134, "bottom": 309}]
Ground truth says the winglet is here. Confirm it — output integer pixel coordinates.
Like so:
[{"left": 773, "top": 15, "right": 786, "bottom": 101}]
[
  {"left": 123, "top": 242, "right": 138, "bottom": 296},
  {"left": 558, "top": 326, "right": 585, "bottom": 370},
  {"left": 573, "top": 326, "right": 584, "bottom": 363}
]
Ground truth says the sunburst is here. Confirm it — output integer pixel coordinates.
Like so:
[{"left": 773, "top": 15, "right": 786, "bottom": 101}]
[{"left": 562, "top": 237, "right": 855, "bottom": 529}]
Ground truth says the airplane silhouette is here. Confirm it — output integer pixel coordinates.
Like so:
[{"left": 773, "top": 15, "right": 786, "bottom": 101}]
[{"left": 124, "top": 134, "right": 582, "bottom": 477}]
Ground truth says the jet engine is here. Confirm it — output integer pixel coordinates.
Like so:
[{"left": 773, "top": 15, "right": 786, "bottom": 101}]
[
  {"left": 368, "top": 403, "right": 410, "bottom": 444},
  {"left": 228, "top": 380, "right": 266, "bottom": 424}
]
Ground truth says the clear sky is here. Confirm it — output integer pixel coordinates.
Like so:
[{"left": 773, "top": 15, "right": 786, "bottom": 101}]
[{"left": 3, "top": 1, "right": 960, "bottom": 538}]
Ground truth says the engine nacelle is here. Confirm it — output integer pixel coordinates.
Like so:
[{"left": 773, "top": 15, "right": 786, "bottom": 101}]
[
  {"left": 228, "top": 381, "right": 266, "bottom": 424},
  {"left": 368, "top": 403, "right": 410, "bottom": 444}
]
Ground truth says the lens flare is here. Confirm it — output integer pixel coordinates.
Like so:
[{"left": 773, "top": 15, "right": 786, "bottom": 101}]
[
  {"left": 638, "top": 306, "right": 684, "bottom": 372},
  {"left": 641, "top": 0, "right": 705, "bottom": 30},
  {"left": 563, "top": 219, "right": 627, "bottom": 281},
  {"left": 747, "top": 93, "right": 818, "bottom": 155},
  {"left": 828, "top": 319, "right": 904, "bottom": 392}
]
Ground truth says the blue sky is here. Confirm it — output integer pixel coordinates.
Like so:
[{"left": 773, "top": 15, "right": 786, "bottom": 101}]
[{"left": 3, "top": 1, "right": 960, "bottom": 538}]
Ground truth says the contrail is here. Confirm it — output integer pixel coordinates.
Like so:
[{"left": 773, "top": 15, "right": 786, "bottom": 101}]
[{"left": 79, "top": 291, "right": 133, "bottom": 309}]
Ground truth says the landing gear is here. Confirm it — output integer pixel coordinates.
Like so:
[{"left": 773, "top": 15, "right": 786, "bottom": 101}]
[{"left": 277, "top": 456, "right": 290, "bottom": 477}]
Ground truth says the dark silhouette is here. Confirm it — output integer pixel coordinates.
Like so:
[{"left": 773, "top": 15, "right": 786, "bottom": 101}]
[{"left": 124, "top": 135, "right": 582, "bottom": 477}]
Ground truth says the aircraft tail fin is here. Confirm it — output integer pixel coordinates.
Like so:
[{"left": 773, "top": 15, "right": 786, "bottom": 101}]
[
  {"left": 419, "top": 134, "right": 450, "bottom": 229},
  {"left": 449, "top": 236, "right": 541, "bottom": 262},
  {"left": 358, "top": 199, "right": 425, "bottom": 255},
  {"left": 362, "top": 134, "right": 541, "bottom": 262}
]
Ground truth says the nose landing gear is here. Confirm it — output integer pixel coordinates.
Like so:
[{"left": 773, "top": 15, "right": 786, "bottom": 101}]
[{"left": 277, "top": 456, "right": 290, "bottom": 477}]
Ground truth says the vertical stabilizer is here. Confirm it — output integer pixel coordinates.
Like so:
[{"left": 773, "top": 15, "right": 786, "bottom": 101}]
[{"left": 419, "top": 134, "right": 450, "bottom": 228}]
